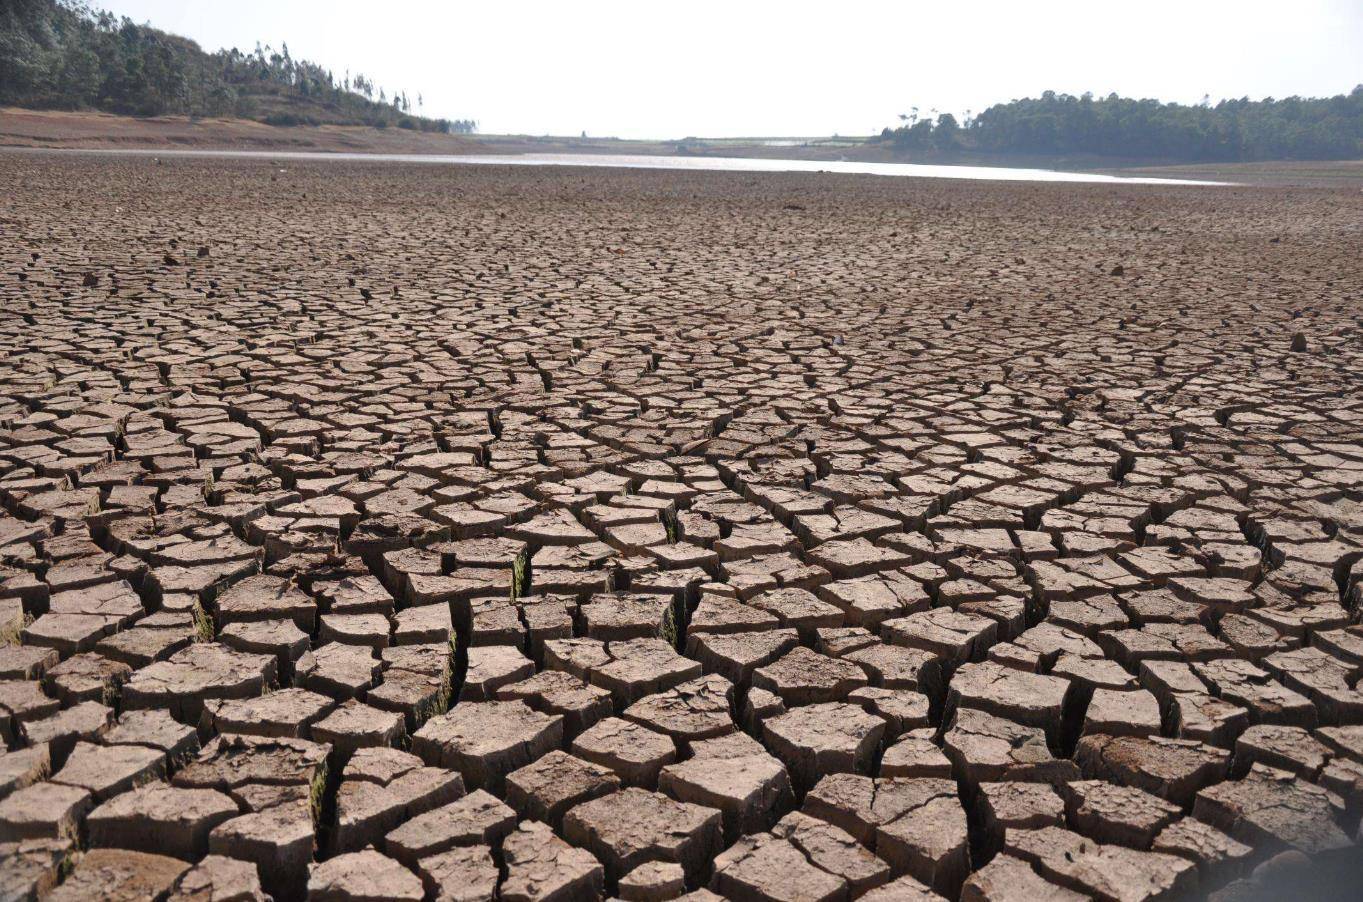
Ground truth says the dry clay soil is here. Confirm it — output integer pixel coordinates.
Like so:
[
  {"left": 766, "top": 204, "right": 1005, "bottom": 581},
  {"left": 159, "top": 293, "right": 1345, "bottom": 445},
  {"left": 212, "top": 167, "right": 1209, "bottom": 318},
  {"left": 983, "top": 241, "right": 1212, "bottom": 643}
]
[{"left": 1, "top": 151, "right": 1362, "bottom": 902}]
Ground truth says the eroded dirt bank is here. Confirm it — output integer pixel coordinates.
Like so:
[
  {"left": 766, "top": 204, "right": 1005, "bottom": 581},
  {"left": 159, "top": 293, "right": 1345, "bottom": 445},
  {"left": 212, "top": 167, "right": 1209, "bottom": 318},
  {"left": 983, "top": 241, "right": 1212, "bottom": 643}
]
[{"left": 1, "top": 153, "right": 1362, "bottom": 900}]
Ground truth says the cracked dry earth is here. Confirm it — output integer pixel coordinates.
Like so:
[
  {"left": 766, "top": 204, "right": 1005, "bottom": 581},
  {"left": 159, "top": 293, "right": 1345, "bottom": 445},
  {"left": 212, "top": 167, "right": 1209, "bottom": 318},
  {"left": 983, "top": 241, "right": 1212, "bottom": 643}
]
[{"left": 0, "top": 152, "right": 1362, "bottom": 902}]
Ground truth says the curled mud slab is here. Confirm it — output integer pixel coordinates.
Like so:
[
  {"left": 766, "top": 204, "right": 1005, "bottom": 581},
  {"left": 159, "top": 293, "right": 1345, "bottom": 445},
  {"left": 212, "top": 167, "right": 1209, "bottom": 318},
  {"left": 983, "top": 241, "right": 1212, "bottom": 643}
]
[{"left": 1, "top": 152, "right": 1362, "bottom": 901}]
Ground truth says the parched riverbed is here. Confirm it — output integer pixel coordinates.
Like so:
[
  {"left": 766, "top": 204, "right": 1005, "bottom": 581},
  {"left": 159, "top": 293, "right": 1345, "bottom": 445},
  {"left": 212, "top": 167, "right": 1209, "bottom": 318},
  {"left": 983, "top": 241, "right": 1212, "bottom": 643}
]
[{"left": 1, "top": 151, "right": 1362, "bottom": 901}]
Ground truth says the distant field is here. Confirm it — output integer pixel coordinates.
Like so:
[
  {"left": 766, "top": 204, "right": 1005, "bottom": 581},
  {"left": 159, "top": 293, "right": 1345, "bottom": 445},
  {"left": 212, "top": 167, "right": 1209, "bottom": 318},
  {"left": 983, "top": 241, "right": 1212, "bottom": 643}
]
[{"left": 4, "top": 107, "right": 1361, "bottom": 185}]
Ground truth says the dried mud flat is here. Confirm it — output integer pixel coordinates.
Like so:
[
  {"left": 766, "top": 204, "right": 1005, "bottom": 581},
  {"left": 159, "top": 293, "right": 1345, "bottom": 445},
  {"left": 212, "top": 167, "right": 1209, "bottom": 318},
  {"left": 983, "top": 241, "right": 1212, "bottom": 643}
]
[{"left": 1, "top": 151, "right": 1362, "bottom": 901}]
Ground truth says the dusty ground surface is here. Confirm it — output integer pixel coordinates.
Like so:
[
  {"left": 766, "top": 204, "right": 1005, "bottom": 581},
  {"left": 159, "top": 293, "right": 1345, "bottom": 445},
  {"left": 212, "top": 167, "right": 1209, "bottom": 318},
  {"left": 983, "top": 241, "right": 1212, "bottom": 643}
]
[{"left": 1, "top": 151, "right": 1363, "bottom": 901}]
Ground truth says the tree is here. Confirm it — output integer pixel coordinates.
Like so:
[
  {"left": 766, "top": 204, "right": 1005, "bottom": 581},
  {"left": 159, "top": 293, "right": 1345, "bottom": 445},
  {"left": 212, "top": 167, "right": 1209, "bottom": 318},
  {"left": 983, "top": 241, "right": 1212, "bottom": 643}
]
[
  {"left": 0, "top": 0, "right": 474, "bottom": 133},
  {"left": 882, "top": 88, "right": 1363, "bottom": 162},
  {"left": 933, "top": 113, "right": 959, "bottom": 150}
]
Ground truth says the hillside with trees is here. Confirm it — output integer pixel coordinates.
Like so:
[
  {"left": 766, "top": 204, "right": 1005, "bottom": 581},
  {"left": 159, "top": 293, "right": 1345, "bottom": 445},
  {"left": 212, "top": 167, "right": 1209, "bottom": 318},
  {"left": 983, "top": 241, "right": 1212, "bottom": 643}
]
[
  {"left": 0, "top": 0, "right": 475, "bottom": 133},
  {"left": 883, "top": 89, "right": 1363, "bottom": 162}
]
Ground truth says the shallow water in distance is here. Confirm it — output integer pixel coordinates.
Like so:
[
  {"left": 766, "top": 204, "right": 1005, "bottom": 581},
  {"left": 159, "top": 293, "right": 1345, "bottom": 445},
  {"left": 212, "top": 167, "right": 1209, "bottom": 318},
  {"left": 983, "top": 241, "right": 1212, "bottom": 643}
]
[{"left": 45, "top": 148, "right": 1226, "bottom": 185}]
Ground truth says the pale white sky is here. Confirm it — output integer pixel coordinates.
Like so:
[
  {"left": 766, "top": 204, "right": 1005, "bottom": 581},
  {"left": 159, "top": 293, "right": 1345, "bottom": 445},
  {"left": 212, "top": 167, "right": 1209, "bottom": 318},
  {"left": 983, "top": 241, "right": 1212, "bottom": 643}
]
[{"left": 98, "top": 0, "right": 1363, "bottom": 138}]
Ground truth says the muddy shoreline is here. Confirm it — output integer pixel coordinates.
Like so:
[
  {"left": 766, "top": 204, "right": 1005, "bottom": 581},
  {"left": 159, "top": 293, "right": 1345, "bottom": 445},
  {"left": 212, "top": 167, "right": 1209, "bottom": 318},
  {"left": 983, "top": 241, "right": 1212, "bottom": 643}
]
[{"left": 6, "top": 107, "right": 1361, "bottom": 185}]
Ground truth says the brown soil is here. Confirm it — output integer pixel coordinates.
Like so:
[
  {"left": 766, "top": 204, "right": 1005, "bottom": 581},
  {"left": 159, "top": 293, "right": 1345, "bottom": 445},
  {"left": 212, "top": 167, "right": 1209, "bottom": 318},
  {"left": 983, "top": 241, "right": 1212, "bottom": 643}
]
[
  {"left": 0, "top": 107, "right": 485, "bottom": 154},
  {"left": 1, "top": 152, "right": 1362, "bottom": 901}
]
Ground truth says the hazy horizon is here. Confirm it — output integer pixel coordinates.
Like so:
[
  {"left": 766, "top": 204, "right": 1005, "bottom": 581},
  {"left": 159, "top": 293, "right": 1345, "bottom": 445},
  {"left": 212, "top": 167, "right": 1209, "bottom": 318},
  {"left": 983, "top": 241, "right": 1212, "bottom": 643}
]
[{"left": 95, "top": 0, "right": 1363, "bottom": 139}]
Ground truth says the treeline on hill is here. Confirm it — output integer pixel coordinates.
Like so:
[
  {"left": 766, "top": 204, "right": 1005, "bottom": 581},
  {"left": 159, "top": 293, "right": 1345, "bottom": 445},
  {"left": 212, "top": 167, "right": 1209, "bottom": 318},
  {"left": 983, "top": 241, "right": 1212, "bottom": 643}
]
[
  {"left": 0, "top": 0, "right": 476, "bottom": 133},
  {"left": 882, "top": 89, "right": 1363, "bottom": 162}
]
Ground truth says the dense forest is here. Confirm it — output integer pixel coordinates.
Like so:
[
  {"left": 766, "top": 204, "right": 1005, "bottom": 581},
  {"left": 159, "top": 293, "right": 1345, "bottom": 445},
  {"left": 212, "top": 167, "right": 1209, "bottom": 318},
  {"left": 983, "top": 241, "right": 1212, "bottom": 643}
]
[
  {"left": 883, "top": 89, "right": 1363, "bottom": 162},
  {"left": 0, "top": 0, "right": 476, "bottom": 133}
]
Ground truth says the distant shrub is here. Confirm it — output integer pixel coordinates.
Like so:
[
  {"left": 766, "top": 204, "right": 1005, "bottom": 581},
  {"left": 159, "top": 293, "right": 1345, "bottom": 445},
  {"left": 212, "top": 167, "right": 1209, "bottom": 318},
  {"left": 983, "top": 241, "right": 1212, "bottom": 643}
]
[{"left": 262, "top": 112, "right": 316, "bottom": 127}]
